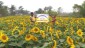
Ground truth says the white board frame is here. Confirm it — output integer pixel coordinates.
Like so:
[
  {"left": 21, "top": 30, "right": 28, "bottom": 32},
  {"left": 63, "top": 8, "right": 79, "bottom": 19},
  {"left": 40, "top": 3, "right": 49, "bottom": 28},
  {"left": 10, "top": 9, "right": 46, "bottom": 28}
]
[{"left": 36, "top": 14, "right": 49, "bottom": 22}]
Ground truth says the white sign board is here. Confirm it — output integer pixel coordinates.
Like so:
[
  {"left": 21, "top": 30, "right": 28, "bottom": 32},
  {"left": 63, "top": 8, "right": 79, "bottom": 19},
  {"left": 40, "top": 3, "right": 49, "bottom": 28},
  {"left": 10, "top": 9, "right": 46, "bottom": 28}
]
[{"left": 36, "top": 14, "right": 49, "bottom": 22}]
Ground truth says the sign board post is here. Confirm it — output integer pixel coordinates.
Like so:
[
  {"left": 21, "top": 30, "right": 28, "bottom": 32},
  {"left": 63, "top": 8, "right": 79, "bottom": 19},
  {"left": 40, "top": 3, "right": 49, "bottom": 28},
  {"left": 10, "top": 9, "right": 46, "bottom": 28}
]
[{"left": 36, "top": 14, "right": 49, "bottom": 22}]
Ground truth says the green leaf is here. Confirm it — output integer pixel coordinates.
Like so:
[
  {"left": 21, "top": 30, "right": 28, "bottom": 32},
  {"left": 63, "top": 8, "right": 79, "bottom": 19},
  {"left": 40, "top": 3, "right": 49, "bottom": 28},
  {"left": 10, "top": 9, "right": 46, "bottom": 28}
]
[
  {"left": 9, "top": 42, "right": 17, "bottom": 46},
  {"left": 17, "top": 40, "right": 26, "bottom": 47},
  {"left": 33, "top": 47, "right": 38, "bottom": 48},
  {"left": 13, "top": 35, "right": 19, "bottom": 38},
  {"left": 0, "top": 43, "right": 5, "bottom": 47},
  {"left": 38, "top": 40, "right": 42, "bottom": 43},
  {"left": 28, "top": 41, "right": 34, "bottom": 44},
  {"left": 75, "top": 44, "right": 80, "bottom": 48},
  {"left": 59, "top": 39, "right": 65, "bottom": 43},
  {"left": 79, "top": 42, "right": 85, "bottom": 47},
  {"left": 41, "top": 42, "right": 52, "bottom": 48}
]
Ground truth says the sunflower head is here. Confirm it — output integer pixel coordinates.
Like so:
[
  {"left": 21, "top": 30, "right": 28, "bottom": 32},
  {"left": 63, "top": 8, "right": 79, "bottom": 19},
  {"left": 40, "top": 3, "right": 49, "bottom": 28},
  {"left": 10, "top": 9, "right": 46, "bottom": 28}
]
[
  {"left": 32, "top": 36, "right": 38, "bottom": 41},
  {"left": 77, "top": 29, "right": 83, "bottom": 37},
  {"left": 52, "top": 40, "right": 57, "bottom": 48},
  {"left": 41, "top": 33, "right": 45, "bottom": 38},
  {"left": 0, "top": 34, "right": 9, "bottom": 43},
  {"left": 70, "top": 44, "right": 75, "bottom": 48},
  {"left": 19, "top": 30, "right": 24, "bottom": 35},
  {"left": 40, "top": 30, "right": 44, "bottom": 33},
  {"left": 56, "top": 21, "right": 59, "bottom": 25},
  {"left": 56, "top": 32, "right": 59, "bottom": 39},
  {"left": 31, "top": 27, "right": 40, "bottom": 33},
  {"left": 49, "top": 27, "right": 53, "bottom": 33},
  {"left": 25, "top": 34, "right": 32, "bottom": 41},
  {"left": 66, "top": 36, "right": 74, "bottom": 45}
]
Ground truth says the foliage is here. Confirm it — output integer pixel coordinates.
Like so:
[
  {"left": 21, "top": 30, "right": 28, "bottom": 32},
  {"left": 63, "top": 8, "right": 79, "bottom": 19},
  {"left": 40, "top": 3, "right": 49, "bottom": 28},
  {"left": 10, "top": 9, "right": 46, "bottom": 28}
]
[
  {"left": 0, "top": 1, "right": 30, "bottom": 16},
  {"left": 73, "top": 1, "right": 85, "bottom": 17},
  {"left": 0, "top": 1, "right": 9, "bottom": 16},
  {"left": 35, "top": 6, "right": 58, "bottom": 16},
  {"left": 0, "top": 16, "right": 85, "bottom": 48}
]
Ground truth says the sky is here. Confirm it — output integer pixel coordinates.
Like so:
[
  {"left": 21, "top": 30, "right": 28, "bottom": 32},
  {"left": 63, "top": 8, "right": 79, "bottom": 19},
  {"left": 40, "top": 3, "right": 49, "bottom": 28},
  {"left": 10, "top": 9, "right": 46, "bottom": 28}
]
[{"left": 0, "top": 0, "right": 85, "bottom": 12}]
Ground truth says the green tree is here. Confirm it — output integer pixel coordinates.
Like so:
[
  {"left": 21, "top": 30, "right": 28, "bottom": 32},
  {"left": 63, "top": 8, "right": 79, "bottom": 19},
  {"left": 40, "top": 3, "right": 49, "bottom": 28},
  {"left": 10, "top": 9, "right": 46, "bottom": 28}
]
[
  {"left": 73, "top": 1, "right": 85, "bottom": 17},
  {"left": 44, "top": 6, "right": 57, "bottom": 16},
  {"left": 57, "top": 7, "right": 62, "bottom": 15},
  {"left": 48, "top": 6, "right": 52, "bottom": 15},
  {"left": 35, "top": 8, "right": 44, "bottom": 14},
  {"left": 10, "top": 5, "right": 16, "bottom": 15},
  {"left": 0, "top": 1, "right": 3, "bottom": 8},
  {"left": 18, "top": 6, "right": 24, "bottom": 15},
  {"left": 44, "top": 6, "right": 52, "bottom": 15},
  {"left": 35, "top": 6, "right": 57, "bottom": 16},
  {"left": 0, "top": 1, "right": 8, "bottom": 16}
]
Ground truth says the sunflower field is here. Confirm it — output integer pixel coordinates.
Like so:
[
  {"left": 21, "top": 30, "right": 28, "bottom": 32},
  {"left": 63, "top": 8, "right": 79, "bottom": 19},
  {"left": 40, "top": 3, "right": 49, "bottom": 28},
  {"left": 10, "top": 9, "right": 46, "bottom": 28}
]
[{"left": 0, "top": 16, "right": 85, "bottom": 48}]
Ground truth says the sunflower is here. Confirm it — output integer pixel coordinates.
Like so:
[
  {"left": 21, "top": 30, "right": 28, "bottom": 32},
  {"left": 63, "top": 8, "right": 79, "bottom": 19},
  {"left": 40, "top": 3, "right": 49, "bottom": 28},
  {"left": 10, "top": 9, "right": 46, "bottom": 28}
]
[
  {"left": 0, "top": 34, "right": 9, "bottom": 43},
  {"left": 32, "top": 36, "right": 38, "bottom": 41},
  {"left": 49, "top": 27, "right": 53, "bottom": 33},
  {"left": 82, "top": 37, "right": 84, "bottom": 42},
  {"left": 52, "top": 40, "right": 57, "bottom": 48},
  {"left": 19, "top": 30, "right": 24, "bottom": 35},
  {"left": 25, "top": 34, "right": 32, "bottom": 41},
  {"left": 14, "top": 26, "right": 19, "bottom": 30},
  {"left": 66, "top": 36, "right": 74, "bottom": 45},
  {"left": 20, "top": 22, "right": 24, "bottom": 25},
  {"left": 31, "top": 27, "right": 40, "bottom": 33},
  {"left": 56, "top": 21, "right": 59, "bottom": 25},
  {"left": 70, "top": 44, "right": 75, "bottom": 48},
  {"left": 40, "top": 30, "right": 46, "bottom": 38},
  {"left": 56, "top": 32, "right": 59, "bottom": 39},
  {"left": 56, "top": 30, "right": 62, "bottom": 35},
  {"left": 40, "top": 30, "right": 44, "bottom": 33},
  {"left": 77, "top": 29, "right": 83, "bottom": 37},
  {"left": 12, "top": 26, "right": 19, "bottom": 35}
]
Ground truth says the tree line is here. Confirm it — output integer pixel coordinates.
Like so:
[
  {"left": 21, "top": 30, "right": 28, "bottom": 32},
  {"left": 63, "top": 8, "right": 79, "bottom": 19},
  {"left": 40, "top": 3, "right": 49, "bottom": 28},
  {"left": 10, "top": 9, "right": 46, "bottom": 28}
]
[
  {"left": 0, "top": 1, "right": 30, "bottom": 16},
  {"left": 0, "top": 1, "right": 85, "bottom": 17},
  {"left": 0, "top": 1, "right": 63, "bottom": 17},
  {"left": 73, "top": 1, "right": 85, "bottom": 17}
]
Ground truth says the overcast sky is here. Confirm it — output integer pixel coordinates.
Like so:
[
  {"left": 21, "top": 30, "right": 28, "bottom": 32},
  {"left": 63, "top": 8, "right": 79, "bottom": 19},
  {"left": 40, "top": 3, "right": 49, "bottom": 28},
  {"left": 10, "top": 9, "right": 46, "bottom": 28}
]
[{"left": 0, "top": 0, "right": 85, "bottom": 12}]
